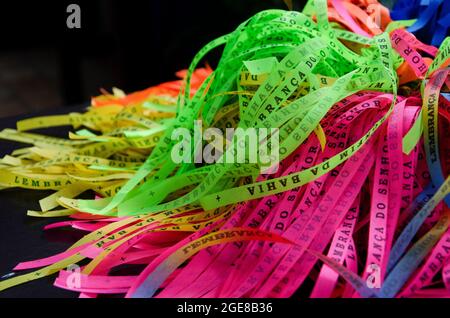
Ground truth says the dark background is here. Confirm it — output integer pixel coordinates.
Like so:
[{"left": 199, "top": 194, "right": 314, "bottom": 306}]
[{"left": 0, "top": 0, "right": 298, "bottom": 117}]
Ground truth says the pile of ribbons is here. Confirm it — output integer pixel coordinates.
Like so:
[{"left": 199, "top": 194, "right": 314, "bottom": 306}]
[
  {"left": 391, "top": 0, "right": 450, "bottom": 47},
  {"left": 0, "top": 0, "right": 449, "bottom": 298}
]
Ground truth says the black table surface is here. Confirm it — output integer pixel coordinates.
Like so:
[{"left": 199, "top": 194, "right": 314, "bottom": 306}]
[{"left": 0, "top": 106, "right": 89, "bottom": 298}]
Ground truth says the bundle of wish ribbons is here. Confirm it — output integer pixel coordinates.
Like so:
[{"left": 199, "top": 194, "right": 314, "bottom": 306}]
[{"left": 0, "top": 0, "right": 449, "bottom": 298}]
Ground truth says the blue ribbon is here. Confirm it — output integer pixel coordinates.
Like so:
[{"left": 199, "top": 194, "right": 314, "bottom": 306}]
[{"left": 391, "top": 0, "right": 449, "bottom": 46}]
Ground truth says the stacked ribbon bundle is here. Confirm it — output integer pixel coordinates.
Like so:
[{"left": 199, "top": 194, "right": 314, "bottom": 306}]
[{"left": 0, "top": 0, "right": 449, "bottom": 298}]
